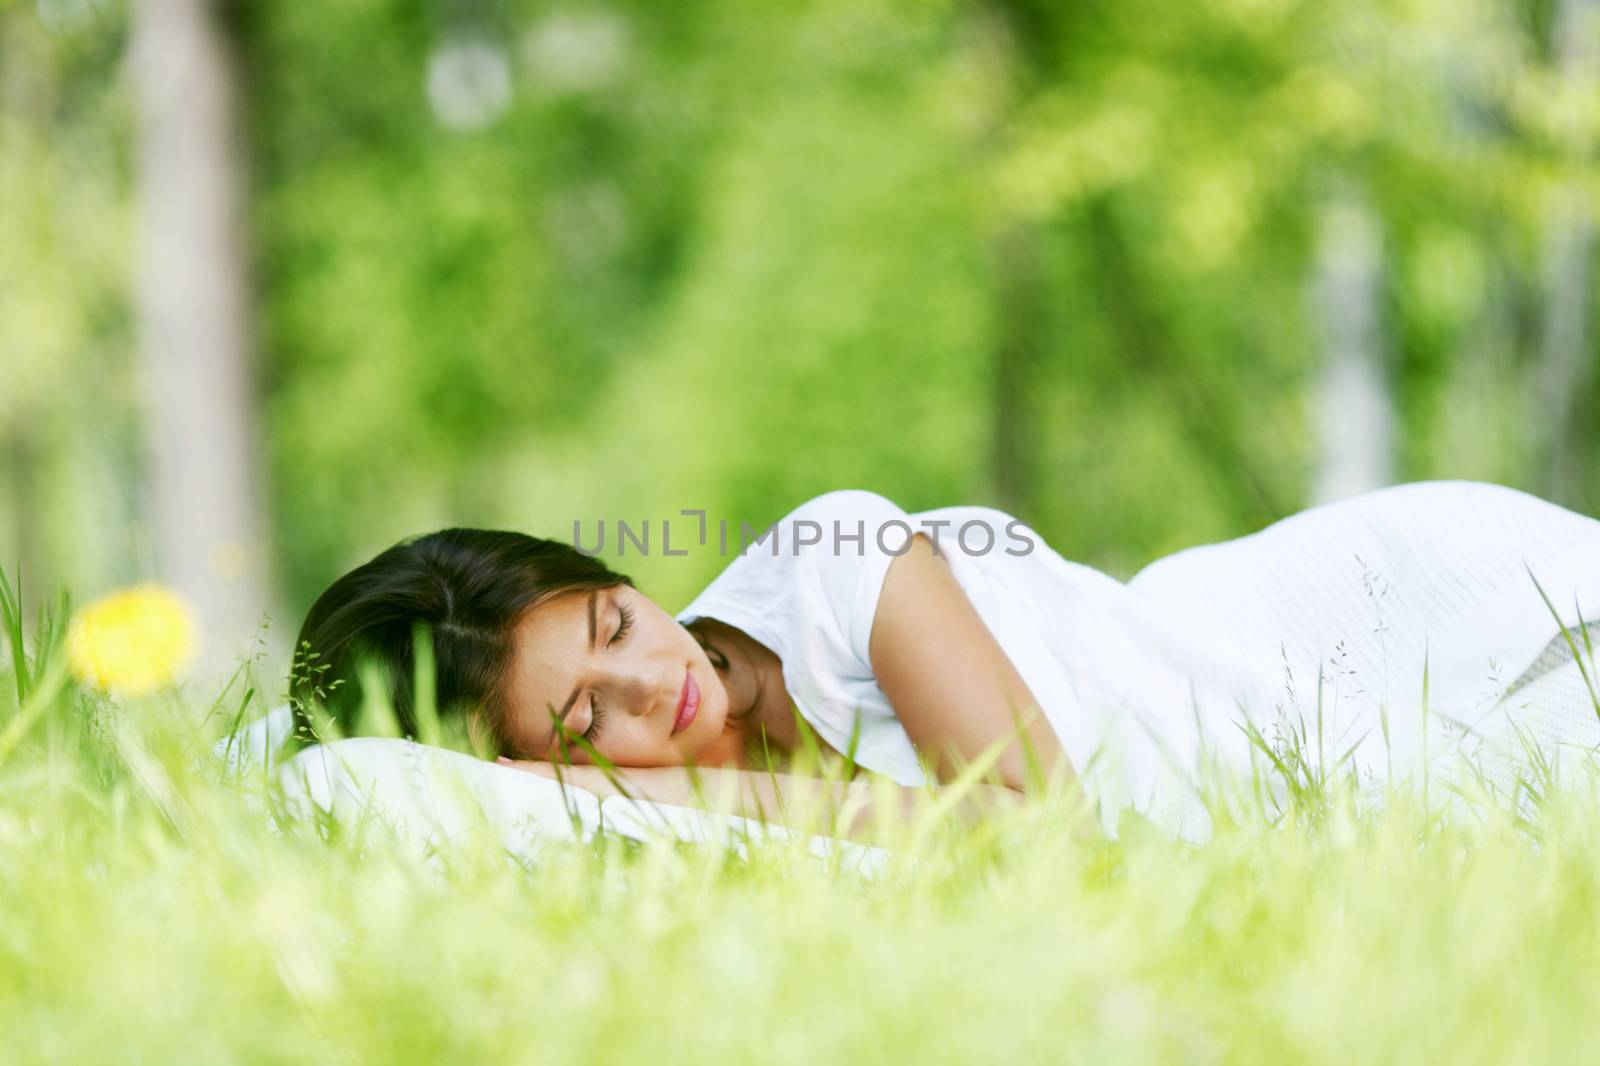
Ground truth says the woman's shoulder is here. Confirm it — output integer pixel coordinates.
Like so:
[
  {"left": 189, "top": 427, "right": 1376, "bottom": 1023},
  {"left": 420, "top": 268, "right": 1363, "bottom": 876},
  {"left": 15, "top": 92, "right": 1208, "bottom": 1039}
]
[
  {"left": 674, "top": 490, "right": 914, "bottom": 659},
  {"left": 710, "top": 488, "right": 921, "bottom": 562},
  {"left": 784, "top": 490, "right": 1034, "bottom": 549},
  {"left": 780, "top": 488, "right": 912, "bottom": 530}
]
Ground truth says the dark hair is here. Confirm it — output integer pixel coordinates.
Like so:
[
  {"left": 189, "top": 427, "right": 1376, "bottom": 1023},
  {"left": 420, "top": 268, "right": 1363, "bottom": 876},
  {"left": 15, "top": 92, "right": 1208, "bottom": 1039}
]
[{"left": 287, "top": 528, "right": 633, "bottom": 754}]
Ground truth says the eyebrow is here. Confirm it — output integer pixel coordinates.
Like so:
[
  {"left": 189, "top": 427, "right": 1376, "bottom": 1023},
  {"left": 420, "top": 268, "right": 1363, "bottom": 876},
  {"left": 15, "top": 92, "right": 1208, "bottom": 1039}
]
[{"left": 544, "top": 589, "right": 599, "bottom": 751}]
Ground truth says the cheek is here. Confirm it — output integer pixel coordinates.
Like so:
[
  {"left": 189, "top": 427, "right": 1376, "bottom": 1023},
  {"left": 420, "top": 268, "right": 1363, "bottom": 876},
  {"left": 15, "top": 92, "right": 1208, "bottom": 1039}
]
[{"left": 590, "top": 720, "right": 674, "bottom": 768}]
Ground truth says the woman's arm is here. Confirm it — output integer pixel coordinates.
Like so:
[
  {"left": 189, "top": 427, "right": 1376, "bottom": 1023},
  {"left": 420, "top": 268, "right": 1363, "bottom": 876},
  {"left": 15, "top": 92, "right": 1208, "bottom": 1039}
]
[
  {"left": 495, "top": 758, "right": 1030, "bottom": 843},
  {"left": 870, "top": 531, "right": 1079, "bottom": 797}
]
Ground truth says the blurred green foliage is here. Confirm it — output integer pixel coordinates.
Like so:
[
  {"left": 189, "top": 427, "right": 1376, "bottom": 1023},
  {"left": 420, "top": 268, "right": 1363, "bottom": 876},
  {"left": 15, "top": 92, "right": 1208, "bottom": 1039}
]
[{"left": 1, "top": 0, "right": 1595, "bottom": 636}]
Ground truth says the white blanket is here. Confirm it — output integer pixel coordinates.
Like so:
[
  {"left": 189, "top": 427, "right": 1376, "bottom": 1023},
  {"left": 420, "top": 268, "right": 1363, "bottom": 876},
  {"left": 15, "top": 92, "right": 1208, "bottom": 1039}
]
[{"left": 1077, "top": 480, "right": 1600, "bottom": 835}]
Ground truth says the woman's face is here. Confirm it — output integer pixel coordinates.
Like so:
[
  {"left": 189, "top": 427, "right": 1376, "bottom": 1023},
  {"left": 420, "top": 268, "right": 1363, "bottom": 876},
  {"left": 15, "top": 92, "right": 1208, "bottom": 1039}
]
[{"left": 497, "top": 584, "right": 730, "bottom": 767}]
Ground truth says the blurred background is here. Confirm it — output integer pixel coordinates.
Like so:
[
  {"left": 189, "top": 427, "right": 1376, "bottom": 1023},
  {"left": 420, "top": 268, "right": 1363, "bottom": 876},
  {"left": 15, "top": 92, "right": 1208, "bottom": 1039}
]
[{"left": 1, "top": 0, "right": 1596, "bottom": 684}]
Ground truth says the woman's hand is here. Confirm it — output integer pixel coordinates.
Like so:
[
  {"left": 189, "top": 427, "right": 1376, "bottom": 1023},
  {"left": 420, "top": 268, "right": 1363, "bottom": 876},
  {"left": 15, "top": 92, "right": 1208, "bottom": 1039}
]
[
  {"left": 496, "top": 757, "right": 625, "bottom": 798},
  {"left": 491, "top": 755, "right": 1098, "bottom": 844}
]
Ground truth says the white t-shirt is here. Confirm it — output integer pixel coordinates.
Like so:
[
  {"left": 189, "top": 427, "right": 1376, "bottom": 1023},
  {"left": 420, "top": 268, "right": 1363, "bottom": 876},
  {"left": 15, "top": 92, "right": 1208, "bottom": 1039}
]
[{"left": 672, "top": 489, "right": 1103, "bottom": 793}]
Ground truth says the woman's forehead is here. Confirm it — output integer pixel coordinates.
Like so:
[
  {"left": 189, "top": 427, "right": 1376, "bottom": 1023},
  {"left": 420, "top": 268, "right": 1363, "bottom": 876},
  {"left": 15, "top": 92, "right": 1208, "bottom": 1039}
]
[
  {"left": 519, "top": 588, "right": 596, "bottom": 639},
  {"left": 508, "top": 591, "right": 595, "bottom": 683},
  {"left": 499, "top": 592, "right": 595, "bottom": 742}
]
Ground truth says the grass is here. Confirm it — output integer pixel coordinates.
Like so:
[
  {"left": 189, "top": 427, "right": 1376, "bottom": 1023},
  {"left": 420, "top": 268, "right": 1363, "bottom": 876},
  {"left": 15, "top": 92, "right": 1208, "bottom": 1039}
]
[{"left": 4, "top": 575, "right": 1600, "bottom": 1063}]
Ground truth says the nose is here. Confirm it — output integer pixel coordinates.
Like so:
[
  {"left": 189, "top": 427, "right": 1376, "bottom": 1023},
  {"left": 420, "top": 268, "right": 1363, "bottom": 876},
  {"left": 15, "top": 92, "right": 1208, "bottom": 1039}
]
[{"left": 611, "top": 659, "right": 669, "bottom": 718}]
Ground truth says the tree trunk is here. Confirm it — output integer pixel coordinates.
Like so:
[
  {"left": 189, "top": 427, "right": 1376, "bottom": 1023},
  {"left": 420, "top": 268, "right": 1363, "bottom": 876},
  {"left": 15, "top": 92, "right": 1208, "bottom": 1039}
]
[
  {"left": 130, "top": 0, "right": 274, "bottom": 672},
  {"left": 965, "top": 1, "right": 1043, "bottom": 519},
  {"left": 1309, "top": 186, "right": 1396, "bottom": 505},
  {"left": 990, "top": 221, "right": 1044, "bottom": 518},
  {"left": 1532, "top": 0, "right": 1598, "bottom": 506}
]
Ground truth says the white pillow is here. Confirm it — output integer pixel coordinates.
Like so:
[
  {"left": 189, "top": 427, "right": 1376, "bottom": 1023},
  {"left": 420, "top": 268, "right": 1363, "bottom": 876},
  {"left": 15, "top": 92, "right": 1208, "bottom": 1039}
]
[{"left": 219, "top": 706, "right": 892, "bottom": 875}]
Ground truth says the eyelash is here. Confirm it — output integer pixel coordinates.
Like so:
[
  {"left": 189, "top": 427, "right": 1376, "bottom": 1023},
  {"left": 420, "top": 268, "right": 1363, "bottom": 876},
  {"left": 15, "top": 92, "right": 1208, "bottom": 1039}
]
[
  {"left": 583, "top": 697, "right": 606, "bottom": 742},
  {"left": 610, "top": 603, "right": 634, "bottom": 647},
  {"left": 583, "top": 603, "right": 635, "bottom": 741}
]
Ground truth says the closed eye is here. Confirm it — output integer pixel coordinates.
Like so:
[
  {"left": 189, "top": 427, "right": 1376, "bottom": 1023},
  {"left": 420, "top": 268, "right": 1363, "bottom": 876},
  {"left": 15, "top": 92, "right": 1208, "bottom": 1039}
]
[
  {"left": 580, "top": 601, "right": 633, "bottom": 742},
  {"left": 583, "top": 694, "right": 606, "bottom": 742},
  {"left": 609, "top": 602, "right": 634, "bottom": 646}
]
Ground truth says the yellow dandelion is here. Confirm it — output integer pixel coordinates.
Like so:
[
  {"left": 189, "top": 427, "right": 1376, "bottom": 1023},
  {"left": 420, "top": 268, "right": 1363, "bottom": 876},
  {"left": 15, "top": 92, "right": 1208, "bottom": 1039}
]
[{"left": 66, "top": 584, "right": 199, "bottom": 696}]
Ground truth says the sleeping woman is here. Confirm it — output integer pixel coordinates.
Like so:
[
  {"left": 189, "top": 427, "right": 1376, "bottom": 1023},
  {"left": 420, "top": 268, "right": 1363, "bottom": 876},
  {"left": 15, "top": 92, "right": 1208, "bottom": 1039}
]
[{"left": 288, "top": 484, "right": 1600, "bottom": 843}]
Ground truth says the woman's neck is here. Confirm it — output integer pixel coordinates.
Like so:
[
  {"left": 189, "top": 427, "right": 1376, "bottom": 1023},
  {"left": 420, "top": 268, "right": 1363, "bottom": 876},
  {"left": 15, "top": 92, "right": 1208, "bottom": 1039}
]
[{"left": 688, "top": 618, "right": 807, "bottom": 766}]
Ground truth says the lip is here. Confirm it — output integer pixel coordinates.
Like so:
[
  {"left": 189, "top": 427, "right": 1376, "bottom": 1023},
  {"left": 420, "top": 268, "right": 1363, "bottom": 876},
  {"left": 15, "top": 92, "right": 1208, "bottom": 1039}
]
[{"left": 671, "top": 669, "right": 700, "bottom": 736}]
